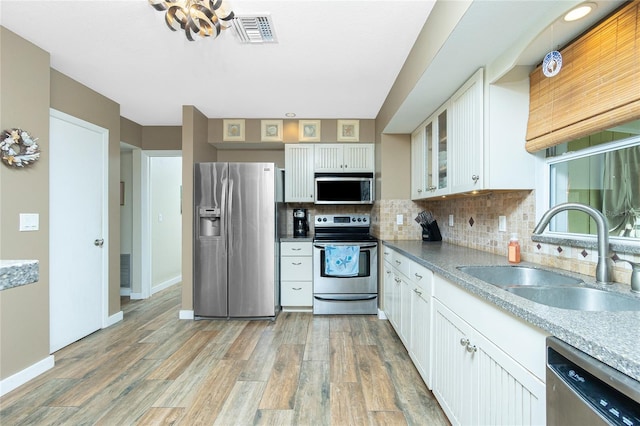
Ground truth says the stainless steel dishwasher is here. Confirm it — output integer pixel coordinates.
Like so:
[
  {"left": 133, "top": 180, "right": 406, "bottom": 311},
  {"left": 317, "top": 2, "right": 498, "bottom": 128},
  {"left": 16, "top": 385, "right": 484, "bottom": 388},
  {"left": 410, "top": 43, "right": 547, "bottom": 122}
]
[{"left": 547, "top": 337, "right": 640, "bottom": 425}]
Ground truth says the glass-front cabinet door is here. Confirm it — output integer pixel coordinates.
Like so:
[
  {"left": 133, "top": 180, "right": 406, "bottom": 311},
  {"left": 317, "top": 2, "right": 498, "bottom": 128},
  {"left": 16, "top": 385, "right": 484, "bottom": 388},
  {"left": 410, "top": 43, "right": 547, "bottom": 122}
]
[{"left": 426, "top": 103, "right": 449, "bottom": 197}]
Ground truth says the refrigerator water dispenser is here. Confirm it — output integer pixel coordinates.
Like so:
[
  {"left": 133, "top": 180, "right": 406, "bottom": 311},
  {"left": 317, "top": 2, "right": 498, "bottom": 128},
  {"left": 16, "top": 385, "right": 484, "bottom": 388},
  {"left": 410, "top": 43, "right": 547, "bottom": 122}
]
[{"left": 199, "top": 207, "right": 221, "bottom": 237}]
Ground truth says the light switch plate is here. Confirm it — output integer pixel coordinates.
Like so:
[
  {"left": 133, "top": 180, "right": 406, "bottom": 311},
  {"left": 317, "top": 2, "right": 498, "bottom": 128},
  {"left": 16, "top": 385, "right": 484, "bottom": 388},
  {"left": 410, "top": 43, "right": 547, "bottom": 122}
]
[
  {"left": 19, "top": 213, "right": 39, "bottom": 231},
  {"left": 498, "top": 215, "right": 507, "bottom": 232},
  {"left": 396, "top": 214, "right": 403, "bottom": 225},
  {"left": 448, "top": 214, "right": 454, "bottom": 227}
]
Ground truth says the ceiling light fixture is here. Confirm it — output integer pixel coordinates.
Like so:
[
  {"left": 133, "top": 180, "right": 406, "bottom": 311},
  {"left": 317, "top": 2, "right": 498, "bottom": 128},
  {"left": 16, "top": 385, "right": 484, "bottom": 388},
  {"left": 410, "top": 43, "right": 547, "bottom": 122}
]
[
  {"left": 285, "top": 113, "right": 296, "bottom": 118},
  {"left": 149, "top": 0, "right": 235, "bottom": 41},
  {"left": 563, "top": 2, "right": 596, "bottom": 22}
]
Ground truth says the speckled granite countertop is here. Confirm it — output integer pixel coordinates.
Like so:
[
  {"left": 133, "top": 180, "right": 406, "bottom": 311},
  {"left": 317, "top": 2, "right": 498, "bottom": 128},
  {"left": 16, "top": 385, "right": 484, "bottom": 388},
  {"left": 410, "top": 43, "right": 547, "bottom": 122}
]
[
  {"left": 0, "top": 260, "right": 39, "bottom": 291},
  {"left": 280, "top": 236, "right": 313, "bottom": 243},
  {"left": 382, "top": 240, "right": 640, "bottom": 383}
]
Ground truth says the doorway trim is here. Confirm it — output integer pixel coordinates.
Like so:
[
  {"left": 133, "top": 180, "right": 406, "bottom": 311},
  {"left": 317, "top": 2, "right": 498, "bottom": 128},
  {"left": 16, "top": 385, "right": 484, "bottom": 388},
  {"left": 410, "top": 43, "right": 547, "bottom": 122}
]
[{"left": 132, "top": 150, "right": 182, "bottom": 300}]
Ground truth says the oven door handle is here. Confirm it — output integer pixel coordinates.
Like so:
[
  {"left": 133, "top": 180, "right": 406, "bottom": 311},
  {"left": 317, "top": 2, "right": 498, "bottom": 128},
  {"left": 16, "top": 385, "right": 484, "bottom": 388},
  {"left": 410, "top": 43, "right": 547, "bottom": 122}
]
[
  {"left": 313, "top": 294, "right": 377, "bottom": 302},
  {"left": 313, "top": 243, "right": 378, "bottom": 249}
]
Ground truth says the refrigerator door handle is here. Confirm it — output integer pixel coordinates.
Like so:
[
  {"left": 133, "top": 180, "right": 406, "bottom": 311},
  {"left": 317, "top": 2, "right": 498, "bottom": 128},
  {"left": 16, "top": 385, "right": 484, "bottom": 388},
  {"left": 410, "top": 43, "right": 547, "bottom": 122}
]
[{"left": 225, "top": 176, "right": 232, "bottom": 250}]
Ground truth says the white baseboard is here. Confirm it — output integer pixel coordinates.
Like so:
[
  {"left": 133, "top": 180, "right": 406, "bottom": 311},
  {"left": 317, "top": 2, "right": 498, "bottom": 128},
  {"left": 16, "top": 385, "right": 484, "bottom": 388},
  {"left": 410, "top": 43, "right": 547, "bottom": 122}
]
[
  {"left": 0, "top": 355, "right": 54, "bottom": 397},
  {"left": 130, "top": 292, "right": 144, "bottom": 300},
  {"left": 151, "top": 275, "right": 181, "bottom": 295},
  {"left": 120, "top": 287, "right": 131, "bottom": 296},
  {"left": 104, "top": 311, "right": 123, "bottom": 328},
  {"left": 179, "top": 310, "right": 194, "bottom": 320},
  {"left": 377, "top": 309, "right": 387, "bottom": 320}
]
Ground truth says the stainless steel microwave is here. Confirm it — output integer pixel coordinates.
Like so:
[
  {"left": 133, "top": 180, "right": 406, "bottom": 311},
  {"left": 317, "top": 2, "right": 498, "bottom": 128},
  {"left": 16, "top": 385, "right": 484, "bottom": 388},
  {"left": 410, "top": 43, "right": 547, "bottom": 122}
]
[{"left": 314, "top": 173, "right": 374, "bottom": 204}]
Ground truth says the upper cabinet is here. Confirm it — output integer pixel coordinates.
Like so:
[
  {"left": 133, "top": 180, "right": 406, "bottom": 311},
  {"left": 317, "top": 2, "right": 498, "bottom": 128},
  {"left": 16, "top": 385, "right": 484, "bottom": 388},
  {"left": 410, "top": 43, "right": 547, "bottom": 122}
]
[
  {"left": 411, "top": 68, "right": 534, "bottom": 200},
  {"left": 411, "top": 103, "right": 450, "bottom": 199},
  {"left": 285, "top": 144, "right": 314, "bottom": 203},
  {"left": 285, "top": 143, "right": 375, "bottom": 202},
  {"left": 314, "top": 143, "right": 374, "bottom": 173},
  {"left": 450, "top": 68, "right": 483, "bottom": 194}
]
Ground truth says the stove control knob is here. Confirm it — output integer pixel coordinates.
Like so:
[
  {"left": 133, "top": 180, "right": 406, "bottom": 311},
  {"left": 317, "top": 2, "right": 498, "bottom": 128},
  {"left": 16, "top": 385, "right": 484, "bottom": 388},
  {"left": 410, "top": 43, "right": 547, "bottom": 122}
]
[
  {"left": 322, "top": 217, "right": 327, "bottom": 222},
  {"left": 357, "top": 218, "right": 362, "bottom": 222},
  {"left": 317, "top": 217, "right": 322, "bottom": 222},
  {"left": 363, "top": 217, "right": 368, "bottom": 222},
  {"left": 351, "top": 217, "right": 356, "bottom": 222}
]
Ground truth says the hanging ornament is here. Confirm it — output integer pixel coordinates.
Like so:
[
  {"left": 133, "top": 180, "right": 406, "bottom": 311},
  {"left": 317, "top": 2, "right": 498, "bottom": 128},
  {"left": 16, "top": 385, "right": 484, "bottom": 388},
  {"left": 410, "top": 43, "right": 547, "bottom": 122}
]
[{"left": 542, "top": 50, "right": 563, "bottom": 78}]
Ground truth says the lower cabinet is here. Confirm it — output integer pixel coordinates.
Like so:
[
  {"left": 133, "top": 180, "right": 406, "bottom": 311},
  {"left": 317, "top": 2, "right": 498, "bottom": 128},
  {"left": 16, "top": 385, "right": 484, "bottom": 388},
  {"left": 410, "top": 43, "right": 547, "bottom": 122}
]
[
  {"left": 432, "top": 275, "right": 547, "bottom": 426},
  {"left": 280, "top": 241, "right": 313, "bottom": 311},
  {"left": 382, "top": 245, "right": 548, "bottom": 426}
]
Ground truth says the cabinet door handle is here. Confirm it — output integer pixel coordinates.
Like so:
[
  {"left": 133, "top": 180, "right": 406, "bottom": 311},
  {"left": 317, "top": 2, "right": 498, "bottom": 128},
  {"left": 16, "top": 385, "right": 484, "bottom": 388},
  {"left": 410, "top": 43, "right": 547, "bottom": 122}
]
[
  {"left": 413, "top": 288, "right": 422, "bottom": 296},
  {"left": 472, "top": 174, "right": 480, "bottom": 183},
  {"left": 460, "top": 337, "right": 469, "bottom": 346},
  {"left": 429, "top": 186, "right": 437, "bottom": 192},
  {"left": 414, "top": 273, "right": 423, "bottom": 280},
  {"left": 418, "top": 189, "right": 423, "bottom": 193},
  {"left": 466, "top": 343, "right": 478, "bottom": 353},
  {"left": 292, "top": 262, "right": 302, "bottom": 265},
  {"left": 395, "top": 260, "right": 401, "bottom": 265},
  {"left": 394, "top": 277, "right": 401, "bottom": 283}
]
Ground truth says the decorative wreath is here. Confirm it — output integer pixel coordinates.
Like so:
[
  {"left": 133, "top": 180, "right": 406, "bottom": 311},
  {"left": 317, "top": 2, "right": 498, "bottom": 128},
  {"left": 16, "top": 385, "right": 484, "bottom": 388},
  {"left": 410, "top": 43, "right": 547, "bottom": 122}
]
[{"left": 1, "top": 128, "right": 40, "bottom": 168}]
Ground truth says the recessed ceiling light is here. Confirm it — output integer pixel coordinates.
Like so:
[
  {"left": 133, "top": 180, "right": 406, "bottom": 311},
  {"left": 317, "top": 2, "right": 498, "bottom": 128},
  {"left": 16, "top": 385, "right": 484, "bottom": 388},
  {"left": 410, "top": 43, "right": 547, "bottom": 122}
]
[
  {"left": 285, "top": 113, "right": 296, "bottom": 117},
  {"left": 563, "top": 3, "right": 596, "bottom": 22}
]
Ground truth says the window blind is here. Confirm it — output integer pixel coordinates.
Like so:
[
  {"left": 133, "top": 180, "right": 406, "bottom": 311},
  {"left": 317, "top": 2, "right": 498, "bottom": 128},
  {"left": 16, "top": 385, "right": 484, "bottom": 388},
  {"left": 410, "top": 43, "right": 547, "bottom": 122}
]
[{"left": 525, "top": 0, "right": 640, "bottom": 153}]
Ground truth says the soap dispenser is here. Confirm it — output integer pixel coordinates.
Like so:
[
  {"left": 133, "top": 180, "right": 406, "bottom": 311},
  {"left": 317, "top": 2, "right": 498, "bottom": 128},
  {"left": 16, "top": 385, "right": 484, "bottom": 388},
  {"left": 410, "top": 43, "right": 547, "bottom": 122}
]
[
  {"left": 614, "top": 258, "right": 640, "bottom": 293},
  {"left": 508, "top": 233, "right": 521, "bottom": 264}
]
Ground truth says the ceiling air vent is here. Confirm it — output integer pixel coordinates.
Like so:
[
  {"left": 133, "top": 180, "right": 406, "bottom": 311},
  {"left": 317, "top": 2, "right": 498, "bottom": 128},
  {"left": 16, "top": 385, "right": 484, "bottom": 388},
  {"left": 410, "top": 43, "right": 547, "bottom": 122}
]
[{"left": 232, "top": 14, "right": 277, "bottom": 44}]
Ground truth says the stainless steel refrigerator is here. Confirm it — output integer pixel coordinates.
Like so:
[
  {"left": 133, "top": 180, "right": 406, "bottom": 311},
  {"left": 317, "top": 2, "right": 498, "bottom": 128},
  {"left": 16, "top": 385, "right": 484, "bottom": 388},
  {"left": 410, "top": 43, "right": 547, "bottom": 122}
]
[{"left": 194, "top": 162, "right": 283, "bottom": 318}]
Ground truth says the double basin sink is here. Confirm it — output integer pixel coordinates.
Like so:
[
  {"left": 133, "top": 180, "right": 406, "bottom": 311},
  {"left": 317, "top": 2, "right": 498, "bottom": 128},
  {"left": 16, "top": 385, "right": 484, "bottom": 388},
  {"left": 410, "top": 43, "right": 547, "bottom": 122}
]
[{"left": 457, "top": 265, "right": 640, "bottom": 311}]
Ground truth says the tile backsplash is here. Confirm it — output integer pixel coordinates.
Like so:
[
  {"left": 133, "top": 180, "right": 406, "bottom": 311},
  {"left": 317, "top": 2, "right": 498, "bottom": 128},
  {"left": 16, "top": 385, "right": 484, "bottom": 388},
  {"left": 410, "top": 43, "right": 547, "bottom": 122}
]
[{"left": 371, "top": 190, "right": 638, "bottom": 286}]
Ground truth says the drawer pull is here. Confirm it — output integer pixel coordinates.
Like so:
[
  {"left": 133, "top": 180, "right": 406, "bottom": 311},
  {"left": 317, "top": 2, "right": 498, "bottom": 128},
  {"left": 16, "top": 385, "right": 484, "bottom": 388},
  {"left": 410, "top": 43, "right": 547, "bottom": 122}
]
[
  {"left": 292, "top": 287, "right": 302, "bottom": 291},
  {"left": 460, "top": 337, "right": 469, "bottom": 347},
  {"left": 292, "top": 262, "right": 302, "bottom": 266},
  {"left": 292, "top": 248, "right": 302, "bottom": 251},
  {"left": 414, "top": 273, "right": 423, "bottom": 280},
  {"left": 394, "top": 277, "right": 401, "bottom": 283},
  {"left": 395, "top": 260, "right": 401, "bottom": 265},
  {"left": 466, "top": 343, "right": 478, "bottom": 353},
  {"left": 413, "top": 288, "right": 422, "bottom": 296}
]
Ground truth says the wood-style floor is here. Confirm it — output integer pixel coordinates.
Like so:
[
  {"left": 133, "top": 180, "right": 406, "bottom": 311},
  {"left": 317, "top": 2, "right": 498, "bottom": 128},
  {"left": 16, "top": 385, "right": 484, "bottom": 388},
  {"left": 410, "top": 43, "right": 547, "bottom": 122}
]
[{"left": 0, "top": 284, "right": 448, "bottom": 425}]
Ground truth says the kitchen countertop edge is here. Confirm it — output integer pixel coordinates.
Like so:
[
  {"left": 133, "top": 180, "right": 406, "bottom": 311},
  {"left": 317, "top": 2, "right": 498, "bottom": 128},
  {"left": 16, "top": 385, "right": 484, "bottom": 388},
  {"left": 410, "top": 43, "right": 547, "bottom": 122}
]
[
  {"left": 0, "top": 259, "right": 39, "bottom": 291},
  {"left": 382, "top": 240, "right": 640, "bottom": 382}
]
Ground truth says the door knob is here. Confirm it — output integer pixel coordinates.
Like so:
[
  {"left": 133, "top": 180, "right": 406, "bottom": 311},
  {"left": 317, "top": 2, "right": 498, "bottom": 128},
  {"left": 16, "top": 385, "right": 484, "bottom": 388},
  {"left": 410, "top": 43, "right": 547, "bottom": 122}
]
[{"left": 94, "top": 239, "right": 104, "bottom": 247}]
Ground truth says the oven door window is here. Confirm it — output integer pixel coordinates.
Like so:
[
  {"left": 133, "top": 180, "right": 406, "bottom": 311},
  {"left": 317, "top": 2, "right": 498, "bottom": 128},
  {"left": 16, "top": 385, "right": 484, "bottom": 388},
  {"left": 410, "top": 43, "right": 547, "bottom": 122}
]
[{"left": 320, "top": 249, "right": 370, "bottom": 278}]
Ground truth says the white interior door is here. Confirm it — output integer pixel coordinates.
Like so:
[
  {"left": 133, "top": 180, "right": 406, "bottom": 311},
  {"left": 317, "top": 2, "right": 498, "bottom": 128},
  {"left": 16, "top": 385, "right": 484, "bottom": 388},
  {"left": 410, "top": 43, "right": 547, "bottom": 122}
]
[{"left": 50, "top": 110, "right": 108, "bottom": 353}]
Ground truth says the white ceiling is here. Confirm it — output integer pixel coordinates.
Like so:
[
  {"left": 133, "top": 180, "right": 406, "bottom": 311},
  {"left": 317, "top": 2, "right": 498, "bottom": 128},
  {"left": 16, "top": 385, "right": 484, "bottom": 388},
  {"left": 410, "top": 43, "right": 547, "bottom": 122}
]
[
  {"left": 0, "top": 0, "right": 435, "bottom": 126},
  {"left": 0, "top": 0, "right": 626, "bottom": 131}
]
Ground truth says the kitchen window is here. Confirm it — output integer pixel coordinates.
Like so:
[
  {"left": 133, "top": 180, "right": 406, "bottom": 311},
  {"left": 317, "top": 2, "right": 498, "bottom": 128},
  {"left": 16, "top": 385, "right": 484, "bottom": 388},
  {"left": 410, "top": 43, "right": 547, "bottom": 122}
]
[{"left": 541, "top": 119, "right": 640, "bottom": 250}]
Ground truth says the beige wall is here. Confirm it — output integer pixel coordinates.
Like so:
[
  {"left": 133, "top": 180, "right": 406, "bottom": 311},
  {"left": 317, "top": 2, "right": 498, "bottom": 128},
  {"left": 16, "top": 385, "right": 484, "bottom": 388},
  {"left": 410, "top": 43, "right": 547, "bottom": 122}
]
[
  {"left": 143, "top": 126, "right": 182, "bottom": 150},
  {"left": 217, "top": 150, "right": 285, "bottom": 167},
  {"left": 208, "top": 119, "right": 376, "bottom": 144},
  {"left": 181, "top": 106, "right": 217, "bottom": 311},
  {"left": 0, "top": 27, "right": 51, "bottom": 380},
  {"left": 50, "top": 69, "right": 122, "bottom": 317},
  {"left": 121, "top": 117, "right": 142, "bottom": 148}
]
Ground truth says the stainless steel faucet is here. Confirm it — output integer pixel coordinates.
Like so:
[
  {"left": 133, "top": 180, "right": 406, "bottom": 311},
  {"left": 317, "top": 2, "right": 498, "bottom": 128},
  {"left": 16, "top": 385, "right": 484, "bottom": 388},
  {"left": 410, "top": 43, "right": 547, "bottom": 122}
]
[{"left": 532, "top": 202, "right": 612, "bottom": 284}]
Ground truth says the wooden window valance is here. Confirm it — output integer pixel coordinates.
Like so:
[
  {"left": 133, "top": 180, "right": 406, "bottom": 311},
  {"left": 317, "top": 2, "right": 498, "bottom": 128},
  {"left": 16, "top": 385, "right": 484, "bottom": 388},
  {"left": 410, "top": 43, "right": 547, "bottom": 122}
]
[{"left": 525, "top": 0, "right": 640, "bottom": 153}]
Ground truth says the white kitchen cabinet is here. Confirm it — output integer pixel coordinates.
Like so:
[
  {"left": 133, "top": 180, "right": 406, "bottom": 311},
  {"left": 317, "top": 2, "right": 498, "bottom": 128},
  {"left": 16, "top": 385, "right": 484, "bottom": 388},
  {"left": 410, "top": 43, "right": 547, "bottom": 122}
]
[
  {"left": 410, "top": 67, "right": 535, "bottom": 199},
  {"left": 432, "top": 275, "right": 546, "bottom": 426},
  {"left": 383, "top": 247, "right": 434, "bottom": 388},
  {"left": 411, "top": 126, "right": 426, "bottom": 199},
  {"left": 280, "top": 241, "right": 313, "bottom": 310},
  {"left": 409, "top": 262, "right": 433, "bottom": 387},
  {"left": 450, "top": 68, "right": 483, "bottom": 194},
  {"left": 411, "top": 104, "right": 450, "bottom": 199},
  {"left": 314, "top": 143, "right": 374, "bottom": 173},
  {"left": 284, "top": 144, "right": 314, "bottom": 202}
]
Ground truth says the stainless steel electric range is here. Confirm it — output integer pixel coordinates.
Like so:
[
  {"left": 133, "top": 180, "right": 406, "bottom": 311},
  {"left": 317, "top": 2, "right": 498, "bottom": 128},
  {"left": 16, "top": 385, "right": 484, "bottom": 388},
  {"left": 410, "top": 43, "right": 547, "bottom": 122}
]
[{"left": 312, "top": 214, "right": 378, "bottom": 315}]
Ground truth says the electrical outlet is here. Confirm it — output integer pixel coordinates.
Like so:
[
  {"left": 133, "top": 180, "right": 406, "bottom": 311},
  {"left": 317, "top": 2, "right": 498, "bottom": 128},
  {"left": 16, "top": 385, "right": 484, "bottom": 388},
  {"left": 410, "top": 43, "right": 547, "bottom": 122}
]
[
  {"left": 396, "top": 214, "right": 403, "bottom": 225},
  {"left": 448, "top": 214, "right": 454, "bottom": 227},
  {"left": 498, "top": 215, "right": 507, "bottom": 232}
]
